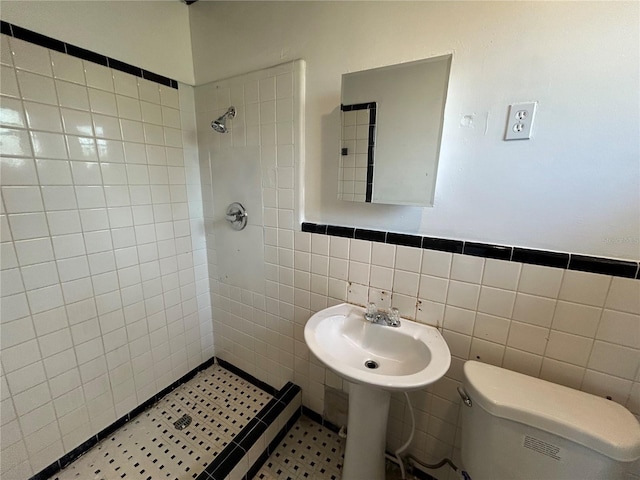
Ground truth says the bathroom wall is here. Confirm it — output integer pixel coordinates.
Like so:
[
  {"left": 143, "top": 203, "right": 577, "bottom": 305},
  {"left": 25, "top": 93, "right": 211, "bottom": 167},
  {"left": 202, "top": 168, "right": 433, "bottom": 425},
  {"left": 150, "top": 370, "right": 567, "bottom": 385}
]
[
  {"left": 189, "top": 42, "right": 640, "bottom": 480},
  {"left": 0, "top": 33, "right": 211, "bottom": 477},
  {"left": 0, "top": 1, "right": 195, "bottom": 85},
  {"left": 189, "top": 4, "right": 639, "bottom": 479},
  {"left": 189, "top": 1, "right": 640, "bottom": 260}
]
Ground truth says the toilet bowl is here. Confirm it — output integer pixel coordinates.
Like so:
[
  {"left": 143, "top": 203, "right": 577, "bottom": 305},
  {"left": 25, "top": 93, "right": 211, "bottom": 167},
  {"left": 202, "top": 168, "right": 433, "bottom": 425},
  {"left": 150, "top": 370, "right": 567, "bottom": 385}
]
[{"left": 459, "top": 361, "right": 640, "bottom": 480}]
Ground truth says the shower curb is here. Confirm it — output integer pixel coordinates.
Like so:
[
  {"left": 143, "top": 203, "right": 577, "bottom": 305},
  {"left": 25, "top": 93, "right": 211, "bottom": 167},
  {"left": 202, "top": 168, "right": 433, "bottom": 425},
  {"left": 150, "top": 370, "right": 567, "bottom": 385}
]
[{"left": 197, "top": 380, "right": 302, "bottom": 480}]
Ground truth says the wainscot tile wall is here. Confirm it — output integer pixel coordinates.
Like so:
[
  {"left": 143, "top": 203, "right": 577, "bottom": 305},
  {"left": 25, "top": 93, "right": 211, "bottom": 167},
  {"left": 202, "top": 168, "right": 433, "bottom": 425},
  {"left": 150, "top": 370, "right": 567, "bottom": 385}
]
[
  {"left": 298, "top": 224, "right": 640, "bottom": 479},
  {"left": 0, "top": 30, "right": 213, "bottom": 478}
]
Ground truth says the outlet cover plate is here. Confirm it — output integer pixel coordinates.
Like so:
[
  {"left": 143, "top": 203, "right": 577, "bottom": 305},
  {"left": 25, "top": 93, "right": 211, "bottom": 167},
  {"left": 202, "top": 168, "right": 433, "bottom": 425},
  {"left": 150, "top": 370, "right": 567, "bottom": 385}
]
[{"left": 505, "top": 102, "right": 537, "bottom": 140}]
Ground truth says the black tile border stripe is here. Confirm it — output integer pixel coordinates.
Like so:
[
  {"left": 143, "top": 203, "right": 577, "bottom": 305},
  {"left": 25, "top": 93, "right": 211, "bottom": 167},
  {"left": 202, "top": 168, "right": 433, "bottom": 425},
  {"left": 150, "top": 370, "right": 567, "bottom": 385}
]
[
  {"left": 29, "top": 355, "right": 221, "bottom": 480},
  {"left": 216, "top": 357, "right": 278, "bottom": 396},
  {"left": 197, "top": 365, "right": 303, "bottom": 480},
  {"left": 301, "top": 406, "right": 342, "bottom": 434},
  {"left": 300, "top": 222, "right": 640, "bottom": 279},
  {"left": 0, "top": 20, "right": 178, "bottom": 89}
]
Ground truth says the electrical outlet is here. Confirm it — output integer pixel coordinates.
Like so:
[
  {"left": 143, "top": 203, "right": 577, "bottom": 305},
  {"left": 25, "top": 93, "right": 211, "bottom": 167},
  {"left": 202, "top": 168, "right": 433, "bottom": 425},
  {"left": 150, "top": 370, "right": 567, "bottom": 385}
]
[{"left": 504, "top": 102, "right": 537, "bottom": 140}]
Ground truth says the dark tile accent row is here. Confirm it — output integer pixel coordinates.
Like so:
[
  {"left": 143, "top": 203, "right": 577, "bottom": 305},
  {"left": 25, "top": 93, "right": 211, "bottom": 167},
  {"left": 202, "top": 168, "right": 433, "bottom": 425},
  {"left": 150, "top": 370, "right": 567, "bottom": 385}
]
[
  {"left": 301, "top": 222, "right": 328, "bottom": 234},
  {"left": 388, "top": 232, "right": 422, "bottom": 248},
  {"left": 422, "top": 236, "right": 463, "bottom": 253},
  {"left": 301, "top": 406, "right": 342, "bottom": 434},
  {"left": 29, "top": 355, "right": 217, "bottom": 480},
  {"left": 300, "top": 222, "right": 640, "bottom": 279},
  {"left": 341, "top": 102, "right": 377, "bottom": 111},
  {"left": 569, "top": 255, "right": 638, "bottom": 278},
  {"left": 512, "top": 247, "right": 569, "bottom": 268},
  {"left": 1, "top": 20, "right": 178, "bottom": 89},
  {"left": 463, "top": 242, "right": 512, "bottom": 260},
  {"left": 355, "top": 228, "right": 387, "bottom": 243},
  {"left": 217, "top": 357, "right": 278, "bottom": 396},
  {"left": 0, "top": 20, "right": 12, "bottom": 35},
  {"left": 327, "top": 225, "right": 355, "bottom": 238}
]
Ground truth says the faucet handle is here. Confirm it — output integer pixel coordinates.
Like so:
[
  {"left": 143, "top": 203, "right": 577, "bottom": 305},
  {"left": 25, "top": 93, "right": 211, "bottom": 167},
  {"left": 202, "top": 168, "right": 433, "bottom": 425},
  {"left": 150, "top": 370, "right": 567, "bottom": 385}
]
[
  {"left": 366, "top": 302, "right": 377, "bottom": 317},
  {"left": 389, "top": 307, "right": 400, "bottom": 326}
]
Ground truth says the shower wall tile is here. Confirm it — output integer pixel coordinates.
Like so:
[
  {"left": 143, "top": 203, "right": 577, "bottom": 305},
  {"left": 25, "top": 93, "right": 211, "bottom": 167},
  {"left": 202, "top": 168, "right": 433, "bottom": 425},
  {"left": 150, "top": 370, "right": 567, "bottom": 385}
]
[{"left": 0, "top": 33, "right": 211, "bottom": 479}]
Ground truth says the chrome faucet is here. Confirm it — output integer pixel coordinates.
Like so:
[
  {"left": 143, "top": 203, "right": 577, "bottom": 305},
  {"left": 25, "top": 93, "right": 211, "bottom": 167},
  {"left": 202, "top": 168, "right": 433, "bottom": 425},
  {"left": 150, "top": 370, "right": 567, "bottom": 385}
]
[{"left": 364, "top": 303, "right": 401, "bottom": 327}]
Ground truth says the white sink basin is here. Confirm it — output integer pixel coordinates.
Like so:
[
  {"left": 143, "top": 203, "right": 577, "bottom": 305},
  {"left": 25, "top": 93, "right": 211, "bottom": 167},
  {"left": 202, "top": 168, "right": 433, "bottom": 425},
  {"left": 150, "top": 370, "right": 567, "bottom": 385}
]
[{"left": 304, "top": 302, "right": 451, "bottom": 391}]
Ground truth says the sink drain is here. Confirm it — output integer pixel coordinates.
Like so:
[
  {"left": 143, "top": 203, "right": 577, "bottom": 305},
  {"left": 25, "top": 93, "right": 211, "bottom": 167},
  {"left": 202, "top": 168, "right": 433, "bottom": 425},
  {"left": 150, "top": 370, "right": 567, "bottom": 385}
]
[{"left": 364, "top": 360, "right": 379, "bottom": 369}]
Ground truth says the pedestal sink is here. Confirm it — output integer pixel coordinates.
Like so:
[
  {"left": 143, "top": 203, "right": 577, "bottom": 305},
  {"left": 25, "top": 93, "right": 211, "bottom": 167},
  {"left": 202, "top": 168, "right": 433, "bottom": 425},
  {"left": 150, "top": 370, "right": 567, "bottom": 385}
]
[{"left": 304, "top": 303, "right": 451, "bottom": 480}]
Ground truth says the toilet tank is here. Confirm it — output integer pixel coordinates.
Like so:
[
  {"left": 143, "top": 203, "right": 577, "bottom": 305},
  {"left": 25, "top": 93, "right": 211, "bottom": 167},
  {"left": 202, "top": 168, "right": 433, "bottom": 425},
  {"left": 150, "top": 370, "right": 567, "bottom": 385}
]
[{"left": 460, "top": 361, "right": 640, "bottom": 480}]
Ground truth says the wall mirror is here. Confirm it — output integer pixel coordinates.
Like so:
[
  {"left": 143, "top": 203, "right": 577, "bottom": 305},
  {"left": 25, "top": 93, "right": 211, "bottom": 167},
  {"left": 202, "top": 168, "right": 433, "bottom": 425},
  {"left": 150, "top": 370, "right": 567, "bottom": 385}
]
[{"left": 339, "top": 54, "right": 452, "bottom": 206}]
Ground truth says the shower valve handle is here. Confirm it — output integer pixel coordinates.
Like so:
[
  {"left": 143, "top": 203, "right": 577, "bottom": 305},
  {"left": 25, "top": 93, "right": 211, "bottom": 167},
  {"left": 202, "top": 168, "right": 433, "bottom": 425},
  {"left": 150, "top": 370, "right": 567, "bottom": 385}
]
[{"left": 225, "top": 202, "right": 248, "bottom": 230}]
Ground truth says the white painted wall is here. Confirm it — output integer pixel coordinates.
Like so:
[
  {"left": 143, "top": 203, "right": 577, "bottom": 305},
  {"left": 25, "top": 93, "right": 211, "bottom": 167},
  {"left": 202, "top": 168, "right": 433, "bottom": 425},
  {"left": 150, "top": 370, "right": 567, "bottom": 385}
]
[
  {"left": 1, "top": 0, "right": 195, "bottom": 85},
  {"left": 189, "top": 1, "right": 640, "bottom": 261}
]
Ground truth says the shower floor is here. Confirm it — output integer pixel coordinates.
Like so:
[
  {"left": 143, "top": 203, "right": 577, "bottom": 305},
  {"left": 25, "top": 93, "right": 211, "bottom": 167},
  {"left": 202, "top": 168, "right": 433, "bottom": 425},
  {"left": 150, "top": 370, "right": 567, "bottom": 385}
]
[{"left": 50, "top": 364, "right": 272, "bottom": 480}]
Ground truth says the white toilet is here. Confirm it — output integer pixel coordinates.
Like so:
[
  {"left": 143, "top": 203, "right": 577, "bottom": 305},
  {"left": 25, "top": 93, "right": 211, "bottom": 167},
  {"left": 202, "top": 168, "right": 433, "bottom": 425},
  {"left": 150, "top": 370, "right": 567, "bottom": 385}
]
[{"left": 459, "top": 361, "right": 640, "bottom": 479}]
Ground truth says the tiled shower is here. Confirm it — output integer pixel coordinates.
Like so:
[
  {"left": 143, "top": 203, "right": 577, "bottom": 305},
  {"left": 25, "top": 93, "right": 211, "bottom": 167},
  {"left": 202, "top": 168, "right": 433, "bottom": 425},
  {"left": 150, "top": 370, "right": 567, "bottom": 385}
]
[
  {"left": 1, "top": 4, "right": 639, "bottom": 480},
  {"left": 0, "top": 31, "right": 213, "bottom": 478}
]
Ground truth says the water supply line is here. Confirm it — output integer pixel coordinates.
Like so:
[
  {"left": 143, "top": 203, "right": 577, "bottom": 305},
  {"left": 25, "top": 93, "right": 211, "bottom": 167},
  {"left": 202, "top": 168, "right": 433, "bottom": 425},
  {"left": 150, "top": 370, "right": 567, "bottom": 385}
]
[{"left": 384, "top": 391, "right": 458, "bottom": 479}]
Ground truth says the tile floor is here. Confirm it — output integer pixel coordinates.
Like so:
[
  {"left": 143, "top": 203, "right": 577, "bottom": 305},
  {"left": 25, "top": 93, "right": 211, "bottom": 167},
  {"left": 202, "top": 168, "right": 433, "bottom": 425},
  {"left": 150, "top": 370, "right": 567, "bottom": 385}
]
[
  {"left": 254, "top": 415, "right": 344, "bottom": 480},
  {"left": 50, "top": 364, "right": 272, "bottom": 480},
  {"left": 253, "top": 415, "right": 423, "bottom": 480}
]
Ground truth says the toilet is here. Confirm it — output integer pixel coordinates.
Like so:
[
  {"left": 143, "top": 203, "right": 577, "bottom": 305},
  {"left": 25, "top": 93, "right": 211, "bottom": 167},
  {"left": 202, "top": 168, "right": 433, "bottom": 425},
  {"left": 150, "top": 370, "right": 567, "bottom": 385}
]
[{"left": 459, "top": 361, "right": 640, "bottom": 479}]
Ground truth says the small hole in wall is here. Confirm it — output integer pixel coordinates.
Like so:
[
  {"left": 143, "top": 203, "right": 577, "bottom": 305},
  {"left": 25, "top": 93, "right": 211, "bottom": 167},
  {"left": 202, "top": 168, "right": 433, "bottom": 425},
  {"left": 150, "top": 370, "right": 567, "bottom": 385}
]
[{"left": 475, "top": 356, "right": 481, "bottom": 360}]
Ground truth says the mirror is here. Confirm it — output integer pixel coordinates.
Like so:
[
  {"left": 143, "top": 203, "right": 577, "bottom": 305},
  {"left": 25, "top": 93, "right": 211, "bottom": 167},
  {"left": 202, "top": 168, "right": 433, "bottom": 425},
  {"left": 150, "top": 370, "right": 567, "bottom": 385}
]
[{"left": 339, "top": 55, "right": 452, "bottom": 206}]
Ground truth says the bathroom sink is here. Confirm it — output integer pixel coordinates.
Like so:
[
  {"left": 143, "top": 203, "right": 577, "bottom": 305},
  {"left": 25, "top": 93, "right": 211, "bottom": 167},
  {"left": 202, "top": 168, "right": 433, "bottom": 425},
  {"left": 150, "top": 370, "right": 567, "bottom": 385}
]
[{"left": 304, "top": 302, "right": 451, "bottom": 391}]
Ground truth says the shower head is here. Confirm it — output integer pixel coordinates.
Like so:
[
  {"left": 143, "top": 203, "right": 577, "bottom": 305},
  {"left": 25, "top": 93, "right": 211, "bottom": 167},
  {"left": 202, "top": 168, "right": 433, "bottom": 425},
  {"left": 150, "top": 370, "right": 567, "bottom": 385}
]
[{"left": 211, "top": 106, "right": 236, "bottom": 133}]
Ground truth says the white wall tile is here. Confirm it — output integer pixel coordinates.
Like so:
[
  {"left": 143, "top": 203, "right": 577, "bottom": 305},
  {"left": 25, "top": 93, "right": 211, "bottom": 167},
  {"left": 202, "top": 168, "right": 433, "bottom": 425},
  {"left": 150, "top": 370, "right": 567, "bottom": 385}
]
[
  {"left": 473, "top": 313, "right": 510, "bottom": 344},
  {"left": 507, "top": 321, "right": 548, "bottom": 355},
  {"left": 446, "top": 280, "right": 480, "bottom": 310},
  {"left": 1, "top": 157, "right": 38, "bottom": 185},
  {"left": 477, "top": 286, "right": 516, "bottom": 318},
  {"left": 481, "top": 259, "right": 521, "bottom": 290},
  {"left": 511, "top": 293, "right": 557, "bottom": 328},
  {"left": 450, "top": 254, "right": 484, "bottom": 283},
  {"left": 518, "top": 264, "right": 564, "bottom": 298},
  {"left": 587, "top": 341, "right": 639, "bottom": 380},
  {"left": 605, "top": 277, "right": 640, "bottom": 315},
  {"left": 23, "top": 102, "right": 63, "bottom": 132},
  {"left": 544, "top": 330, "right": 593, "bottom": 366},
  {"left": 17, "top": 71, "right": 57, "bottom": 105},
  {"left": 10, "top": 38, "right": 52, "bottom": 76},
  {"left": 56, "top": 80, "right": 90, "bottom": 111},
  {"left": 596, "top": 309, "right": 640, "bottom": 349},
  {"left": 558, "top": 270, "right": 611, "bottom": 307}
]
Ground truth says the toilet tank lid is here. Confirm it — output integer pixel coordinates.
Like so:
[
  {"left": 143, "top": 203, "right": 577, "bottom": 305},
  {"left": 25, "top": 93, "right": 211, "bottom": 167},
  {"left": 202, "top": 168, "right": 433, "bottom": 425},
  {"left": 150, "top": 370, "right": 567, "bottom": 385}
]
[{"left": 463, "top": 361, "right": 640, "bottom": 462}]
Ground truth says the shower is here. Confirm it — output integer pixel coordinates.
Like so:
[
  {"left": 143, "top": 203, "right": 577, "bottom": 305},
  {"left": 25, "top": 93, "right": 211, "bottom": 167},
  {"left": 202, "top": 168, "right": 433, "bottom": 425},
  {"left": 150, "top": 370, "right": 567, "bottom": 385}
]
[{"left": 211, "top": 106, "right": 236, "bottom": 133}]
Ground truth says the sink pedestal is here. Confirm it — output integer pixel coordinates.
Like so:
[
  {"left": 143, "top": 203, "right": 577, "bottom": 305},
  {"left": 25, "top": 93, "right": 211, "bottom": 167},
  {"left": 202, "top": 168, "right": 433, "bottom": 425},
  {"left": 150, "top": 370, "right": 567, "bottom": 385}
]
[{"left": 342, "top": 382, "right": 391, "bottom": 480}]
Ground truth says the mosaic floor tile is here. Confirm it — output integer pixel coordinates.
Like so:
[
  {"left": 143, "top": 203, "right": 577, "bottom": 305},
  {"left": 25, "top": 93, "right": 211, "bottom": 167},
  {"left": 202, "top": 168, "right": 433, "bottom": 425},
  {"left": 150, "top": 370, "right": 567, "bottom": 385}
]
[
  {"left": 51, "top": 364, "right": 272, "bottom": 480},
  {"left": 253, "top": 415, "right": 423, "bottom": 480},
  {"left": 254, "top": 416, "right": 344, "bottom": 480}
]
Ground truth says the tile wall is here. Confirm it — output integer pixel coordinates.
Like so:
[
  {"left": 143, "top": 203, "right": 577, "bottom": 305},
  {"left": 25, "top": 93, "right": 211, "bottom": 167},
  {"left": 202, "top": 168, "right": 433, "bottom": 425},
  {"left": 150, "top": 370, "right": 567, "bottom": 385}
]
[
  {"left": 0, "top": 34, "right": 212, "bottom": 478},
  {"left": 195, "top": 62, "right": 639, "bottom": 480},
  {"left": 195, "top": 60, "right": 303, "bottom": 392}
]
